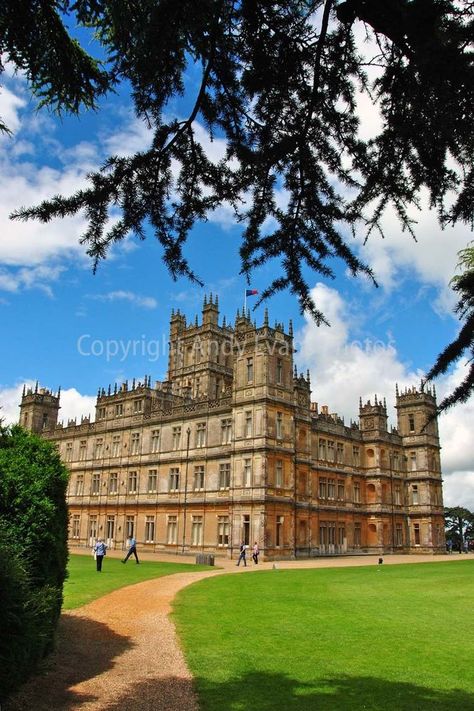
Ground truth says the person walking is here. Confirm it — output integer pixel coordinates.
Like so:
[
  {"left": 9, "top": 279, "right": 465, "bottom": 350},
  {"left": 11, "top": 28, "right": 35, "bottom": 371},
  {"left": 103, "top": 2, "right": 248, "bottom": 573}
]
[
  {"left": 122, "top": 536, "right": 140, "bottom": 564},
  {"left": 252, "top": 541, "right": 260, "bottom": 565},
  {"left": 236, "top": 541, "right": 247, "bottom": 567},
  {"left": 93, "top": 538, "right": 107, "bottom": 572}
]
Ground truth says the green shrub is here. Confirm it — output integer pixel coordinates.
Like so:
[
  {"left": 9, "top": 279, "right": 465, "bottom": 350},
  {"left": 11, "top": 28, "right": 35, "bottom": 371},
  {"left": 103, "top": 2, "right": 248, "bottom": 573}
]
[{"left": 0, "top": 426, "right": 69, "bottom": 701}]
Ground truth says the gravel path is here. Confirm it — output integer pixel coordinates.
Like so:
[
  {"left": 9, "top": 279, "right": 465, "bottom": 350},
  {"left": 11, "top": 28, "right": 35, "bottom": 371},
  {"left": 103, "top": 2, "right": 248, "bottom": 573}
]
[{"left": 5, "top": 553, "right": 462, "bottom": 710}]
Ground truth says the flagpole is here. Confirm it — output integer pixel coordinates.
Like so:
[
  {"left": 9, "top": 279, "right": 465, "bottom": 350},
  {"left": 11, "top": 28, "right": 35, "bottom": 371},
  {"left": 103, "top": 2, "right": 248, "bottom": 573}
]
[{"left": 244, "top": 289, "right": 247, "bottom": 316}]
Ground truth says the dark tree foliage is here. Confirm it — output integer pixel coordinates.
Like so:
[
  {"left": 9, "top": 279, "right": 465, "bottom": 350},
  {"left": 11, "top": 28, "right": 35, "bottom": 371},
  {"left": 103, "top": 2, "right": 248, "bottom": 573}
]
[
  {"left": 2, "top": 1, "right": 474, "bottom": 407},
  {"left": 0, "top": 425, "right": 69, "bottom": 700},
  {"left": 444, "top": 505, "right": 474, "bottom": 550}
]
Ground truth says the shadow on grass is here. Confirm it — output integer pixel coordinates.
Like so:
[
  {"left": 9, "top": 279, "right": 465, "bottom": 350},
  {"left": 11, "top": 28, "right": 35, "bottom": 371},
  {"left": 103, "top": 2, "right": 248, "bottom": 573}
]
[{"left": 4, "top": 613, "right": 132, "bottom": 710}]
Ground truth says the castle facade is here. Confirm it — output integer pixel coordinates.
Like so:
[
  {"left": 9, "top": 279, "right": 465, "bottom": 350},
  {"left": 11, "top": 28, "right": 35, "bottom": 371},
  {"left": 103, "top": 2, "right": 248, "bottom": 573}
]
[{"left": 19, "top": 296, "right": 445, "bottom": 559}]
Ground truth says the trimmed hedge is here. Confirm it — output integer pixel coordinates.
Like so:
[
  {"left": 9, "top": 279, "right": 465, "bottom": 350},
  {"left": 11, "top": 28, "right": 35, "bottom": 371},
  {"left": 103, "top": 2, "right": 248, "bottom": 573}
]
[{"left": 0, "top": 426, "right": 69, "bottom": 702}]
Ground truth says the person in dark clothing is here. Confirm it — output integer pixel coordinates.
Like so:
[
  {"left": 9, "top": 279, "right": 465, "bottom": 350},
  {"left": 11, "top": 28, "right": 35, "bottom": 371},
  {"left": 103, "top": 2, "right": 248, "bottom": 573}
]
[
  {"left": 122, "top": 537, "right": 140, "bottom": 564},
  {"left": 236, "top": 542, "right": 247, "bottom": 567}
]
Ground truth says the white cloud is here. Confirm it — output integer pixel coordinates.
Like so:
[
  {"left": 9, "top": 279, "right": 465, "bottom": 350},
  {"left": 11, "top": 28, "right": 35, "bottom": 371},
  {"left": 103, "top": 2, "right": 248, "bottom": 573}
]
[
  {"left": 0, "top": 382, "right": 96, "bottom": 427},
  {"left": 296, "top": 282, "right": 474, "bottom": 508},
  {"left": 89, "top": 290, "right": 158, "bottom": 309},
  {"left": 0, "top": 85, "right": 26, "bottom": 135},
  {"left": 0, "top": 265, "right": 66, "bottom": 296},
  {"left": 443, "top": 472, "right": 474, "bottom": 511}
]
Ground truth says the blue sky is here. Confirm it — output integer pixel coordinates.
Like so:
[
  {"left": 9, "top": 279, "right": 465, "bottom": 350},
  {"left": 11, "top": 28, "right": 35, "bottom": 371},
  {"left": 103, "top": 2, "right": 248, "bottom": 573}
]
[{"left": 0, "top": 39, "right": 473, "bottom": 509}]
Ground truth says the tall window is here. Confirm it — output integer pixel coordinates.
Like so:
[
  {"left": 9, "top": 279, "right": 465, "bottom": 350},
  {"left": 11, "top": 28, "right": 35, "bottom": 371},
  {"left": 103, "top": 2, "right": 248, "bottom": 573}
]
[
  {"left": 336, "top": 442, "right": 344, "bottom": 464},
  {"left": 115, "top": 403, "right": 123, "bottom": 416},
  {"left": 353, "top": 481, "right": 360, "bottom": 503},
  {"left": 276, "top": 516, "right": 284, "bottom": 547},
  {"left": 128, "top": 471, "right": 138, "bottom": 493},
  {"left": 276, "top": 412, "right": 283, "bottom": 439},
  {"left": 319, "top": 478, "right": 327, "bottom": 499},
  {"left": 109, "top": 472, "right": 118, "bottom": 494},
  {"left": 243, "top": 514, "right": 250, "bottom": 545},
  {"left": 392, "top": 451, "right": 399, "bottom": 470},
  {"left": 196, "top": 422, "right": 206, "bottom": 447},
  {"left": 151, "top": 429, "right": 160, "bottom": 453},
  {"left": 89, "top": 515, "right": 98, "bottom": 540},
  {"left": 111, "top": 435, "right": 121, "bottom": 457},
  {"left": 71, "top": 514, "right": 80, "bottom": 539},
  {"left": 145, "top": 516, "right": 155, "bottom": 542},
  {"left": 408, "top": 414, "right": 415, "bottom": 432},
  {"left": 327, "top": 479, "right": 336, "bottom": 500},
  {"left": 244, "top": 411, "right": 252, "bottom": 438},
  {"left": 354, "top": 523, "right": 361, "bottom": 547},
  {"left": 133, "top": 399, "right": 143, "bottom": 413},
  {"left": 167, "top": 516, "right": 178, "bottom": 544},
  {"left": 169, "top": 468, "right": 180, "bottom": 492},
  {"left": 172, "top": 426, "right": 181, "bottom": 450},
  {"left": 194, "top": 465, "right": 205, "bottom": 491},
  {"left": 327, "top": 441, "right": 335, "bottom": 463},
  {"left": 394, "top": 484, "right": 401, "bottom": 505},
  {"left": 318, "top": 439, "right": 327, "bottom": 460},
  {"left": 246, "top": 357, "right": 254, "bottom": 382},
  {"left": 130, "top": 432, "right": 141, "bottom": 455},
  {"left": 106, "top": 515, "right": 115, "bottom": 541},
  {"left": 191, "top": 516, "right": 203, "bottom": 546},
  {"left": 94, "top": 438, "right": 104, "bottom": 458},
  {"left": 412, "top": 484, "right": 419, "bottom": 505},
  {"left": 91, "top": 473, "right": 101, "bottom": 495},
  {"left": 275, "top": 459, "right": 283, "bottom": 487},
  {"left": 218, "top": 516, "right": 229, "bottom": 546},
  {"left": 243, "top": 458, "right": 252, "bottom": 487},
  {"left": 396, "top": 524, "right": 403, "bottom": 546},
  {"left": 410, "top": 451, "right": 417, "bottom": 471},
  {"left": 221, "top": 418, "right": 232, "bottom": 444},
  {"left": 75, "top": 474, "right": 84, "bottom": 496},
  {"left": 337, "top": 480, "right": 345, "bottom": 501},
  {"left": 352, "top": 446, "right": 360, "bottom": 467},
  {"left": 327, "top": 522, "right": 336, "bottom": 545},
  {"left": 338, "top": 526, "right": 345, "bottom": 546},
  {"left": 126, "top": 516, "right": 135, "bottom": 539},
  {"left": 219, "top": 462, "right": 231, "bottom": 489},
  {"left": 79, "top": 440, "right": 87, "bottom": 461},
  {"left": 65, "top": 442, "right": 73, "bottom": 462},
  {"left": 147, "top": 469, "right": 157, "bottom": 493},
  {"left": 414, "top": 523, "right": 421, "bottom": 545},
  {"left": 97, "top": 407, "right": 106, "bottom": 419},
  {"left": 276, "top": 358, "right": 283, "bottom": 384}
]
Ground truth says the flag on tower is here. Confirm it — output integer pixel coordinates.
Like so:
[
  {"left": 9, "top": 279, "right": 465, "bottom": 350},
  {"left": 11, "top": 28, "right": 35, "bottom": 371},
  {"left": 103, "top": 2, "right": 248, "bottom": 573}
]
[{"left": 246, "top": 289, "right": 259, "bottom": 296}]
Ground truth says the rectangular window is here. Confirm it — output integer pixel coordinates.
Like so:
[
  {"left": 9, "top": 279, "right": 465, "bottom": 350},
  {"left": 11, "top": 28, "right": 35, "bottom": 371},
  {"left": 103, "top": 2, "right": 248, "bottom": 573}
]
[
  {"left": 151, "top": 429, "right": 160, "bottom": 453},
  {"left": 246, "top": 357, "right": 254, "bottom": 382},
  {"left": 172, "top": 426, "right": 181, "bottom": 450},
  {"left": 194, "top": 465, "right": 205, "bottom": 491},
  {"left": 167, "top": 516, "right": 177, "bottom": 544},
  {"left": 276, "top": 358, "right": 283, "bottom": 384},
  {"left": 145, "top": 516, "right": 155, "bottom": 542},
  {"left": 94, "top": 438, "right": 104, "bottom": 459},
  {"left": 169, "top": 468, "right": 180, "bottom": 492},
  {"left": 79, "top": 440, "right": 87, "bottom": 461},
  {"left": 218, "top": 516, "right": 230, "bottom": 546},
  {"left": 244, "top": 411, "right": 252, "bottom": 438},
  {"left": 276, "top": 412, "right": 283, "bottom": 439},
  {"left": 408, "top": 414, "right": 415, "bottom": 432},
  {"left": 106, "top": 515, "right": 115, "bottom": 541},
  {"left": 97, "top": 407, "right": 106, "bottom": 419},
  {"left": 410, "top": 451, "right": 417, "bottom": 471},
  {"left": 338, "top": 526, "right": 345, "bottom": 546},
  {"left": 195, "top": 422, "right": 206, "bottom": 448},
  {"left": 243, "top": 514, "right": 250, "bottom": 545},
  {"left": 276, "top": 515, "right": 284, "bottom": 547},
  {"left": 392, "top": 452, "right": 399, "bottom": 471},
  {"left": 243, "top": 458, "right": 252, "bottom": 487},
  {"left": 352, "top": 446, "right": 360, "bottom": 466},
  {"left": 318, "top": 439, "right": 327, "bottom": 461},
  {"left": 394, "top": 484, "right": 401, "bottom": 505},
  {"left": 319, "top": 523, "right": 327, "bottom": 545},
  {"left": 89, "top": 515, "right": 98, "bottom": 540},
  {"left": 396, "top": 524, "right": 403, "bottom": 547},
  {"left": 65, "top": 442, "right": 73, "bottom": 462},
  {"left": 91, "top": 473, "right": 101, "bottom": 495},
  {"left": 327, "top": 479, "right": 336, "bottom": 500},
  {"left": 353, "top": 481, "right": 361, "bottom": 503},
  {"left": 111, "top": 435, "right": 121, "bottom": 457},
  {"left": 115, "top": 403, "right": 123, "bottom": 417},
  {"left": 327, "top": 441, "right": 335, "bottom": 463},
  {"left": 336, "top": 442, "right": 344, "bottom": 464},
  {"left": 327, "top": 522, "right": 336, "bottom": 545},
  {"left": 147, "top": 469, "right": 157, "bottom": 493},
  {"left": 130, "top": 432, "right": 141, "bottom": 455},
  {"left": 133, "top": 399, "right": 143, "bottom": 413},
  {"left": 109, "top": 472, "right": 118, "bottom": 495},
  {"left": 221, "top": 418, "right": 232, "bottom": 444},
  {"left": 319, "top": 478, "right": 327, "bottom": 499},
  {"left": 219, "top": 462, "right": 231, "bottom": 489},
  {"left": 412, "top": 484, "right": 419, "bottom": 505},
  {"left": 128, "top": 471, "right": 138, "bottom": 494},
  {"left": 71, "top": 514, "right": 80, "bottom": 539},
  {"left": 414, "top": 523, "right": 421, "bottom": 545},
  {"left": 126, "top": 516, "right": 135, "bottom": 539},
  {"left": 354, "top": 523, "right": 361, "bottom": 547},
  {"left": 75, "top": 474, "right": 84, "bottom": 496},
  {"left": 191, "top": 516, "right": 203, "bottom": 546},
  {"left": 337, "top": 480, "right": 345, "bottom": 501},
  {"left": 275, "top": 459, "right": 283, "bottom": 488}
]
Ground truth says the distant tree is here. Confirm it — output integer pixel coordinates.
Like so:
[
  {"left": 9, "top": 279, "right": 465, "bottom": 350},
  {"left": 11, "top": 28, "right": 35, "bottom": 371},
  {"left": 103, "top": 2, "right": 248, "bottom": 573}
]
[
  {"left": 444, "top": 506, "right": 474, "bottom": 552},
  {"left": 2, "top": 1, "right": 474, "bottom": 408}
]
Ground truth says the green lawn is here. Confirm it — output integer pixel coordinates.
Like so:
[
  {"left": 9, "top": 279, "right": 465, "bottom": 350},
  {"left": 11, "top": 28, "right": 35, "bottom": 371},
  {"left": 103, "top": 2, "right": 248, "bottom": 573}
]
[
  {"left": 173, "top": 560, "right": 474, "bottom": 711},
  {"left": 63, "top": 554, "right": 210, "bottom": 609}
]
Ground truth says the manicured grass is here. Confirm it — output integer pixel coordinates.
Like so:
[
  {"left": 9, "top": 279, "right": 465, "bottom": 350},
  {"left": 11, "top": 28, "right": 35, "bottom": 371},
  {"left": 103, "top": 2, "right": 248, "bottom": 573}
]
[
  {"left": 173, "top": 560, "right": 474, "bottom": 711},
  {"left": 63, "top": 554, "right": 210, "bottom": 610}
]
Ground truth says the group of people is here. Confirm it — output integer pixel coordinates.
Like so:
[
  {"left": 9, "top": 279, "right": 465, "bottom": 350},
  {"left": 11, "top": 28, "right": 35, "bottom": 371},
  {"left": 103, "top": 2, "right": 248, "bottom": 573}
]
[
  {"left": 92, "top": 537, "right": 139, "bottom": 571},
  {"left": 237, "top": 541, "right": 259, "bottom": 567}
]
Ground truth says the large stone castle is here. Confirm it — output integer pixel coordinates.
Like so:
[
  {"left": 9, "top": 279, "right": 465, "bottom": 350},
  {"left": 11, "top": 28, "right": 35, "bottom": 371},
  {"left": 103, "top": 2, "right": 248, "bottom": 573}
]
[{"left": 19, "top": 296, "right": 445, "bottom": 559}]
